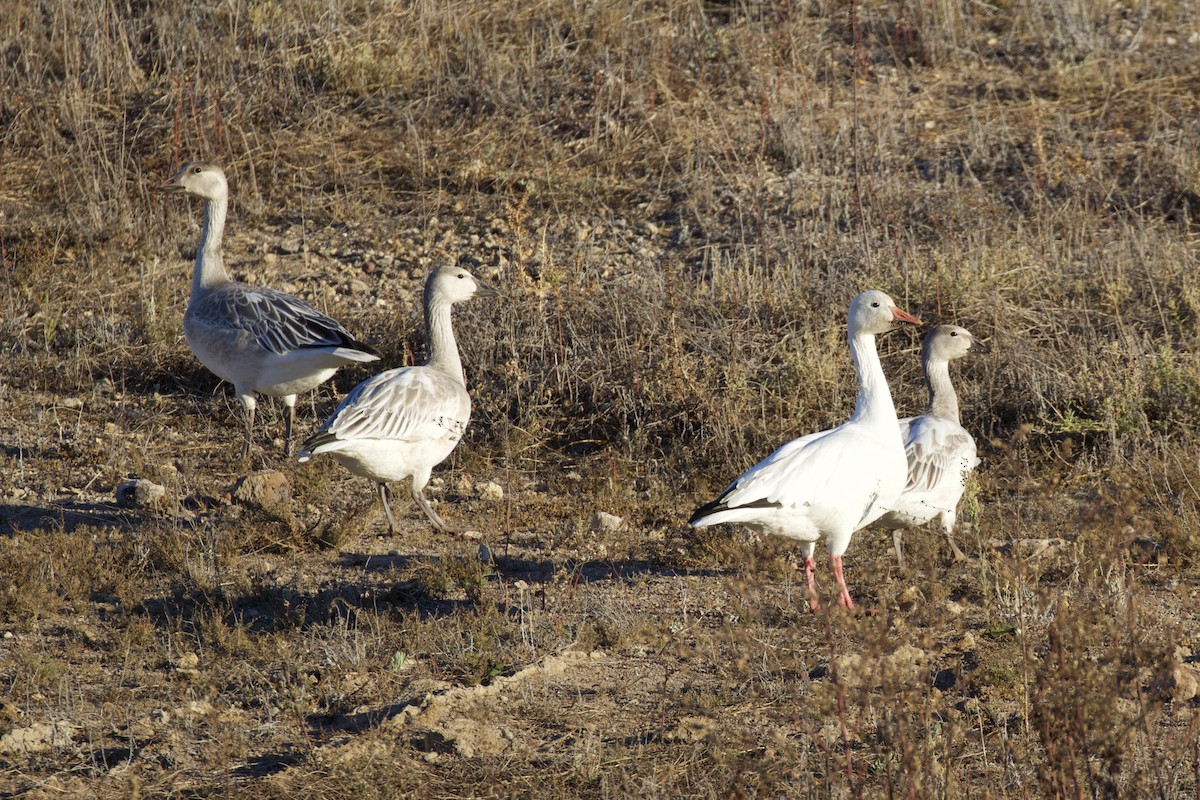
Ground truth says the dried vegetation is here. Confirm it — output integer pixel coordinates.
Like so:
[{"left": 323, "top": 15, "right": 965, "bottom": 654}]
[{"left": 3, "top": 0, "right": 1200, "bottom": 797}]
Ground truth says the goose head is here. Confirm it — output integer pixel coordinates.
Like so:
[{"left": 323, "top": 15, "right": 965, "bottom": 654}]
[
  {"left": 161, "top": 162, "right": 228, "bottom": 202},
  {"left": 427, "top": 264, "right": 499, "bottom": 305},
  {"left": 922, "top": 324, "right": 990, "bottom": 362},
  {"left": 848, "top": 289, "right": 921, "bottom": 336}
]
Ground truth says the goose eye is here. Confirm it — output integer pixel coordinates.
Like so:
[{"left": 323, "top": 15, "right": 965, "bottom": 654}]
[
  {"left": 457, "top": 273, "right": 467, "bottom": 279},
  {"left": 871, "top": 301, "right": 880, "bottom": 308},
  {"left": 950, "top": 331, "right": 958, "bottom": 336},
  {"left": 192, "top": 166, "right": 202, "bottom": 174}
]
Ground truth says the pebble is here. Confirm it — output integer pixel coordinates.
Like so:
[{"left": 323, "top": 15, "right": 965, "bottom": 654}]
[
  {"left": 115, "top": 478, "right": 167, "bottom": 509},
  {"left": 475, "top": 481, "right": 504, "bottom": 501},
  {"left": 589, "top": 511, "right": 628, "bottom": 533},
  {"left": 228, "top": 470, "right": 291, "bottom": 511}
]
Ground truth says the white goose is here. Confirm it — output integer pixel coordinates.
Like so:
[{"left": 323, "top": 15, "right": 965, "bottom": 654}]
[
  {"left": 297, "top": 264, "right": 496, "bottom": 534},
  {"left": 689, "top": 290, "right": 921, "bottom": 609},
  {"left": 162, "top": 162, "right": 380, "bottom": 458},
  {"left": 878, "top": 324, "right": 989, "bottom": 567}
]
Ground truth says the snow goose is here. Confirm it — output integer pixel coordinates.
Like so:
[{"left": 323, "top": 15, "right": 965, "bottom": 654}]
[
  {"left": 161, "top": 162, "right": 380, "bottom": 458},
  {"left": 877, "top": 324, "right": 989, "bottom": 567},
  {"left": 689, "top": 290, "right": 921, "bottom": 609},
  {"left": 297, "top": 264, "right": 496, "bottom": 534}
]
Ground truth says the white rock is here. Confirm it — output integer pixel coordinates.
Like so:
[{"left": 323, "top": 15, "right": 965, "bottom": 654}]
[
  {"left": 589, "top": 511, "right": 628, "bottom": 533},
  {"left": 0, "top": 721, "right": 75, "bottom": 754},
  {"left": 475, "top": 481, "right": 504, "bottom": 501}
]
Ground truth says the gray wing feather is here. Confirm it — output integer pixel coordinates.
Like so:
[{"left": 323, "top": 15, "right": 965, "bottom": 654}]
[{"left": 194, "top": 285, "right": 375, "bottom": 356}]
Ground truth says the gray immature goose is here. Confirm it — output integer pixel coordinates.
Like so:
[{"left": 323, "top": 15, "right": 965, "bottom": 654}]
[
  {"left": 161, "top": 162, "right": 380, "bottom": 458},
  {"left": 298, "top": 264, "right": 497, "bottom": 534},
  {"left": 877, "top": 324, "right": 990, "bottom": 567}
]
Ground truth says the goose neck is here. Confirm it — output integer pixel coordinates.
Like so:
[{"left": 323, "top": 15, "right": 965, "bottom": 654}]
[
  {"left": 923, "top": 358, "right": 961, "bottom": 422},
  {"left": 848, "top": 330, "right": 898, "bottom": 428},
  {"left": 424, "top": 294, "right": 465, "bottom": 385},
  {"left": 193, "top": 195, "right": 231, "bottom": 293}
]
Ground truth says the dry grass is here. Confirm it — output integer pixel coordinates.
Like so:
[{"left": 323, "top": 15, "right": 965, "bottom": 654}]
[{"left": 4, "top": 0, "right": 1200, "bottom": 796}]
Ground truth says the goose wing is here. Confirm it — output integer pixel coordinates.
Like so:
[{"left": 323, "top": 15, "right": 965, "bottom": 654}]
[
  {"left": 694, "top": 425, "right": 883, "bottom": 516},
  {"left": 708, "top": 428, "right": 837, "bottom": 511},
  {"left": 901, "top": 415, "right": 977, "bottom": 496},
  {"left": 191, "top": 284, "right": 378, "bottom": 356},
  {"left": 307, "top": 366, "right": 470, "bottom": 448}
]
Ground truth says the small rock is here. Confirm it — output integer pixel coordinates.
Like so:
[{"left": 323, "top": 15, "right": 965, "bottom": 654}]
[
  {"left": 589, "top": 511, "right": 628, "bottom": 533},
  {"left": 1167, "top": 663, "right": 1200, "bottom": 702},
  {"left": 1015, "top": 537, "right": 1067, "bottom": 559},
  {"left": 115, "top": 478, "right": 167, "bottom": 509},
  {"left": 475, "top": 481, "right": 504, "bottom": 501},
  {"left": 174, "top": 700, "right": 213, "bottom": 720},
  {"left": 175, "top": 652, "right": 200, "bottom": 671},
  {"left": 0, "top": 700, "right": 21, "bottom": 726},
  {"left": 0, "top": 721, "right": 75, "bottom": 755},
  {"left": 229, "top": 470, "right": 291, "bottom": 511},
  {"left": 664, "top": 715, "right": 716, "bottom": 743}
]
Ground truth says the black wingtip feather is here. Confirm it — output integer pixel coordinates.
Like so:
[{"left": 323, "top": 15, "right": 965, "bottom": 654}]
[
  {"left": 349, "top": 336, "right": 381, "bottom": 357},
  {"left": 297, "top": 331, "right": 380, "bottom": 357},
  {"left": 688, "top": 498, "right": 727, "bottom": 526},
  {"left": 300, "top": 430, "right": 338, "bottom": 454},
  {"left": 689, "top": 494, "right": 780, "bottom": 526}
]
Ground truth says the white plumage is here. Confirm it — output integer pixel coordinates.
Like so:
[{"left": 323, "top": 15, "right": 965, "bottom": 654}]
[
  {"left": 297, "top": 264, "right": 496, "bottom": 534},
  {"left": 689, "top": 290, "right": 921, "bottom": 609},
  {"left": 162, "top": 162, "right": 379, "bottom": 458},
  {"left": 878, "top": 324, "right": 989, "bottom": 567}
]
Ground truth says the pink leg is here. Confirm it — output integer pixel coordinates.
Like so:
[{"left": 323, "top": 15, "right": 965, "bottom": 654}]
[
  {"left": 804, "top": 556, "right": 820, "bottom": 610},
  {"left": 830, "top": 555, "right": 855, "bottom": 609}
]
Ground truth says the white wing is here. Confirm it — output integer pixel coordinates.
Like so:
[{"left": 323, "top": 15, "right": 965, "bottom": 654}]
[
  {"left": 303, "top": 366, "right": 469, "bottom": 452},
  {"left": 692, "top": 422, "right": 903, "bottom": 534},
  {"left": 900, "top": 415, "right": 977, "bottom": 498}
]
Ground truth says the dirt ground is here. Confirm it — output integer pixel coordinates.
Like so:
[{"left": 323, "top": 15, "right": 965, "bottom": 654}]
[
  {"left": 5, "top": 1, "right": 1200, "bottom": 797},
  {"left": 3, "top": 209, "right": 1198, "bottom": 798}
]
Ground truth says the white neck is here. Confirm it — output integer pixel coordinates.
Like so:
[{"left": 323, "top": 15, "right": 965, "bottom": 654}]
[
  {"left": 848, "top": 330, "right": 898, "bottom": 429},
  {"left": 424, "top": 293, "right": 465, "bottom": 385},
  {"left": 193, "top": 194, "right": 231, "bottom": 294},
  {"left": 923, "top": 358, "right": 960, "bottom": 423}
]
